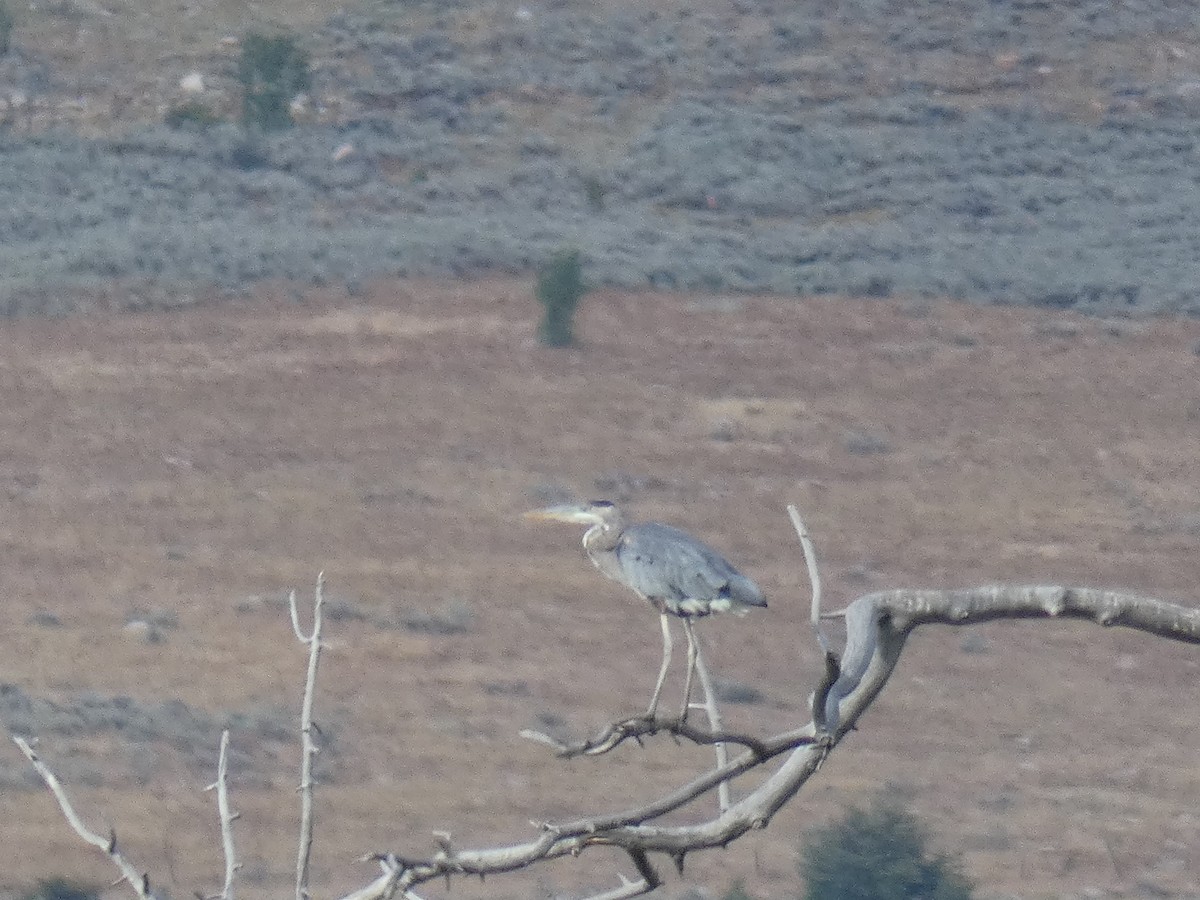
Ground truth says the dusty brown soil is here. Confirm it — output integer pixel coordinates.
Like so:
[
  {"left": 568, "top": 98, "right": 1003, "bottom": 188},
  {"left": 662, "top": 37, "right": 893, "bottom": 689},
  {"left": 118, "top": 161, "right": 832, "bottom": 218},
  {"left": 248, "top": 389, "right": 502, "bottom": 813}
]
[{"left": 2, "top": 279, "right": 1200, "bottom": 899}]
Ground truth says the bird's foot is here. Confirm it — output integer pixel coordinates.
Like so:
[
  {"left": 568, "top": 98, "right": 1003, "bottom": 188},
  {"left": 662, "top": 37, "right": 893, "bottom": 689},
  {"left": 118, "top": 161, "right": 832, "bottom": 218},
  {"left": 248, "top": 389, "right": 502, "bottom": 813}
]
[{"left": 616, "top": 712, "right": 658, "bottom": 734}]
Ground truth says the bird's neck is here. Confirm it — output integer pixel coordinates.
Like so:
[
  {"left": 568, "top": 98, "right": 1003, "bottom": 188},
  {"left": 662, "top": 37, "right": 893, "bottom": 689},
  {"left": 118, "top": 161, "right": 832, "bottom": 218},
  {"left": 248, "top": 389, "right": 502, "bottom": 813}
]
[{"left": 583, "top": 521, "right": 622, "bottom": 553}]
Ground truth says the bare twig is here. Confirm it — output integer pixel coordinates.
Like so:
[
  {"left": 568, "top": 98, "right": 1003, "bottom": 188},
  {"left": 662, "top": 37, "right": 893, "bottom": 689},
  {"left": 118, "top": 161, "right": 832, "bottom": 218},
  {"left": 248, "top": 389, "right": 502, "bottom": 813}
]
[
  {"left": 12, "top": 735, "right": 155, "bottom": 900},
  {"left": 578, "top": 875, "right": 657, "bottom": 900},
  {"left": 521, "top": 716, "right": 773, "bottom": 759},
  {"left": 574, "top": 849, "right": 660, "bottom": 899},
  {"left": 204, "top": 729, "right": 239, "bottom": 900},
  {"left": 787, "top": 504, "right": 842, "bottom": 730},
  {"left": 686, "top": 629, "right": 730, "bottom": 812},
  {"left": 340, "top": 854, "right": 425, "bottom": 900},
  {"left": 786, "top": 505, "right": 830, "bottom": 653},
  {"left": 810, "top": 649, "right": 841, "bottom": 735},
  {"left": 289, "top": 572, "right": 326, "bottom": 900}
]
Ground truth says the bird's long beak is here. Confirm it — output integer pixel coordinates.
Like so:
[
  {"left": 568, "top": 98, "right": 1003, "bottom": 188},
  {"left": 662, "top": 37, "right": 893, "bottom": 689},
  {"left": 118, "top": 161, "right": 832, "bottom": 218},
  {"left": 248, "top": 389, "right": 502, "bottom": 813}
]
[{"left": 523, "top": 503, "right": 596, "bottom": 525}]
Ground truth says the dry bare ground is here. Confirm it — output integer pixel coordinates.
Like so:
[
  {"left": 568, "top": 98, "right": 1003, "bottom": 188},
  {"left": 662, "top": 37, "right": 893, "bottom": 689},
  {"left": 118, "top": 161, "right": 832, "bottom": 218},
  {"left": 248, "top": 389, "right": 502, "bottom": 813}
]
[{"left": 2, "top": 278, "right": 1199, "bottom": 899}]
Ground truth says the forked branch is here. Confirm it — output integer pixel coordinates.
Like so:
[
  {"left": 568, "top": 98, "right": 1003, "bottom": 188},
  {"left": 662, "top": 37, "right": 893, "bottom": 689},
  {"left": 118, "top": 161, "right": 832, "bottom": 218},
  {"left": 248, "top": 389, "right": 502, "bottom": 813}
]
[{"left": 289, "top": 572, "right": 327, "bottom": 900}]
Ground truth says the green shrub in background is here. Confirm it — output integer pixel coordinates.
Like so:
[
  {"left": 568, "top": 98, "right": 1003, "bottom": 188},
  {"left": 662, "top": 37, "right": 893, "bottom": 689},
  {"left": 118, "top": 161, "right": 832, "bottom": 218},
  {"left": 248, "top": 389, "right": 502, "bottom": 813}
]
[
  {"left": 237, "top": 31, "right": 311, "bottom": 131},
  {"left": 22, "top": 878, "right": 101, "bottom": 900},
  {"left": 536, "top": 248, "right": 587, "bottom": 347},
  {"left": 583, "top": 174, "right": 607, "bottom": 212},
  {"left": 165, "top": 100, "right": 221, "bottom": 129},
  {"left": 800, "top": 797, "right": 973, "bottom": 900},
  {"left": 0, "top": 1, "right": 15, "bottom": 56}
]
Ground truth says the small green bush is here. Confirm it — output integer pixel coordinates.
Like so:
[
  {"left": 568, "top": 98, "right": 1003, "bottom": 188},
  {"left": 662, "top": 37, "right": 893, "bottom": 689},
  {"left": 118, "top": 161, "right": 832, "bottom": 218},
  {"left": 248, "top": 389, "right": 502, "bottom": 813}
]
[
  {"left": 800, "top": 797, "right": 973, "bottom": 900},
  {"left": 583, "top": 174, "right": 607, "bottom": 212},
  {"left": 535, "top": 248, "right": 587, "bottom": 347},
  {"left": 0, "top": 2, "right": 15, "bottom": 56},
  {"left": 229, "top": 136, "right": 270, "bottom": 170},
  {"left": 165, "top": 100, "right": 221, "bottom": 129},
  {"left": 237, "top": 31, "right": 311, "bottom": 131},
  {"left": 22, "top": 878, "right": 101, "bottom": 900}
]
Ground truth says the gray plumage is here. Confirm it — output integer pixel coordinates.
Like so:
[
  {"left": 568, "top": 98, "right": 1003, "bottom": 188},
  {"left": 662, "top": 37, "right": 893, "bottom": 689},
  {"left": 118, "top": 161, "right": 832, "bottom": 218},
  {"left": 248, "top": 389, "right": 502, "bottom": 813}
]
[
  {"left": 525, "top": 499, "right": 767, "bottom": 720},
  {"left": 595, "top": 520, "right": 767, "bottom": 618}
]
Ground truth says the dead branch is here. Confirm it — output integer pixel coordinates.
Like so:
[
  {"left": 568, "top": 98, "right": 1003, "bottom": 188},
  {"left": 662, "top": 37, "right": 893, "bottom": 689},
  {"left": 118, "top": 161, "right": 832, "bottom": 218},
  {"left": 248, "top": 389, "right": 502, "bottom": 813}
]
[
  {"left": 786, "top": 505, "right": 831, "bottom": 654},
  {"left": 521, "top": 715, "right": 773, "bottom": 759},
  {"left": 342, "top": 854, "right": 426, "bottom": 900},
  {"left": 204, "top": 729, "right": 239, "bottom": 900},
  {"left": 575, "top": 849, "right": 661, "bottom": 899},
  {"left": 289, "top": 572, "right": 326, "bottom": 900},
  {"left": 783, "top": 505, "right": 840, "bottom": 731},
  {"left": 820, "top": 584, "right": 1200, "bottom": 733},
  {"left": 685, "top": 626, "right": 731, "bottom": 811},
  {"left": 353, "top": 722, "right": 827, "bottom": 897},
  {"left": 360, "top": 581, "right": 1200, "bottom": 893},
  {"left": 12, "top": 736, "right": 155, "bottom": 900}
]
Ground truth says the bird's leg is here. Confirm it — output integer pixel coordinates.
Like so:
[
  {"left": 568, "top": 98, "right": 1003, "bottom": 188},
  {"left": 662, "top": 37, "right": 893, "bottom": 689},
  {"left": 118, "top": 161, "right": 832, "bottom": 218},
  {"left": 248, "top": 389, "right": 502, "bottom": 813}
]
[
  {"left": 646, "top": 613, "right": 673, "bottom": 720},
  {"left": 680, "top": 618, "right": 699, "bottom": 723}
]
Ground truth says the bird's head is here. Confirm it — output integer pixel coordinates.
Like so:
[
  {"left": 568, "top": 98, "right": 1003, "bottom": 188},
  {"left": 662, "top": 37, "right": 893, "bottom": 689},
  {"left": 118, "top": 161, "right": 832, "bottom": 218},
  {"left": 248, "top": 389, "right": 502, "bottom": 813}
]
[{"left": 523, "top": 499, "right": 623, "bottom": 529}]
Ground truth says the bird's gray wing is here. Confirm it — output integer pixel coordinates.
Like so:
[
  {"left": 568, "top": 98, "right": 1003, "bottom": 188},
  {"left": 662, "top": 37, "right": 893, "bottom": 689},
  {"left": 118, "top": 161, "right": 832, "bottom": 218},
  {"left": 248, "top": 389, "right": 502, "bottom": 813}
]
[{"left": 615, "top": 523, "right": 742, "bottom": 603}]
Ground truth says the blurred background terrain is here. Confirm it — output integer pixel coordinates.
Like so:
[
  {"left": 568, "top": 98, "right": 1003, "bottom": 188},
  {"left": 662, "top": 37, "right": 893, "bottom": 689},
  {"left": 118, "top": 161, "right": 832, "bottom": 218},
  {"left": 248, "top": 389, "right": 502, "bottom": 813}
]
[
  {"left": 1, "top": 0, "right": 1200, "bottom": 312},
  {"left": 1, "top": 2, "right": 1199, "bottom": 899}
]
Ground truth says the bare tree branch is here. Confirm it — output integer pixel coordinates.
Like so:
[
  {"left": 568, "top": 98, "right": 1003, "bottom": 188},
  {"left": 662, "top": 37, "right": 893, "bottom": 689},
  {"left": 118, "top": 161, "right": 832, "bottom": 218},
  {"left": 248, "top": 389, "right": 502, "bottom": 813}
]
[
  {"left": 204, "top": 729, "right": 239, "bottom": 900},
  {"left": 290, "top": 572, "right": 326, "bottom": 900},
  {"left": 364, "top": 581, "right": 1200, "bottom": 892},
  {"left": 572, "top": 849, "right": 661, "bottom": 900},
  {"left": 684, "top": 625, "right": 730, "bottom": 812},
  {"left": 340, "top": 854, "right": 426, "bottom": 900},
  {"left": 360, "top": 721, "right": 826, "bottom": 894},
  {"left": 784, "top": 504, "right": 840, "bottom": 731},
  {"left": 786, "top": 505, "right": 830, "bottom": 653},
  {"left": 822, "top": 584, "right": 1200, "bottom": 733},
  {"left": 578, "top": 875, "right": 657, "bottom": 900},
  {"left": 521, "top": 715, "right": 773, "bottom": 759},
  {"left": 12, "top": 736, "right": 155, "bottom": 900}
]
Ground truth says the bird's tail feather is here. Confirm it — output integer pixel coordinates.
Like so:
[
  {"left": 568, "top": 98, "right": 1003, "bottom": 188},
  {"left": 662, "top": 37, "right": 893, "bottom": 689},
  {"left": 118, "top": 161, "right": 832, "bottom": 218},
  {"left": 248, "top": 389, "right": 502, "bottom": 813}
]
[{"left": 730, "top": 574, "right": 768, "bottom": 609}]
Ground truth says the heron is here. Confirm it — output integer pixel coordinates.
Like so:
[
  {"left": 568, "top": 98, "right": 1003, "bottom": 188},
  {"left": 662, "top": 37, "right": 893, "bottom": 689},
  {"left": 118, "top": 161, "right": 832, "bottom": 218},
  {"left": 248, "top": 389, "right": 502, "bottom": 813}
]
[{"left": 524, "top": 500, "right": 767, "bottom": 721}]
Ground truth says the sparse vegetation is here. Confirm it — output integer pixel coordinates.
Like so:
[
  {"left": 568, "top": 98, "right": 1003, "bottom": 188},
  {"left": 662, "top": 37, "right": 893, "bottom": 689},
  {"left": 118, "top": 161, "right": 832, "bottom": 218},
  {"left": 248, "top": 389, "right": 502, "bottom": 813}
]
[
  {"left": 800, "top": 797, "right": 974, "bottom": 900},
  {"left": 583, "top": 174, "right": 607, "bottom": 212},
  {"left": 721, "top": 880, "right": 756, "bottom": 900},
  {"left": 0, "top": 1, "right": 13, "bottom": 56},
  {"left": 397, "top": 598, "right": 473, "bottom": 635},
  {"left": 536, "top": 248, "right": 587, "bottom": 347},
  {"left": 164, "top": 100, "right": 221, "bottom": 129},
  {"left": 21, "top": 878, "right": 100, "bottom": 900},
  {"left": 229, "top": 135, "right": 270, "bottom": 170},
  {"left": 237, "top": 31, "right": 311, "bottom": 131}
]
